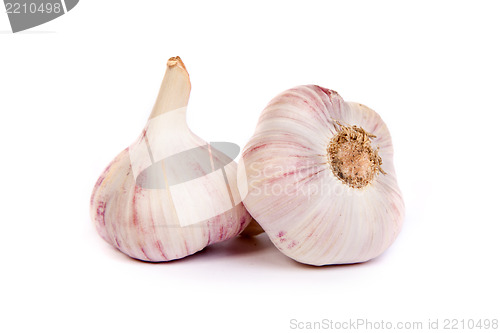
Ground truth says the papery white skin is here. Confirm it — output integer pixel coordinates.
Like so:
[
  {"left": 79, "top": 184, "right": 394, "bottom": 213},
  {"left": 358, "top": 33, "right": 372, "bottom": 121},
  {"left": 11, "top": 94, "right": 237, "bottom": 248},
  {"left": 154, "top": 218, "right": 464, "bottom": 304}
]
[
  {"left": 90, "top": 57, "right": 252, "bottom": 262},
  {"left": 238, "top": 85, "right": 404, "bottom": 266}
]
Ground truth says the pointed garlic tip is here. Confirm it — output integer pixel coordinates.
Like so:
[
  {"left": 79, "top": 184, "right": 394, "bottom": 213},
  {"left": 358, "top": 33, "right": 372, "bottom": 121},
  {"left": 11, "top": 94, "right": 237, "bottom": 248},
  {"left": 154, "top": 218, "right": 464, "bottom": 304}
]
[
  {"left": 238, "top": 85, "right": 404, "bottom": 266},
  {"left": 167, "top": 56, "right": 187, "bottom": 70},
  {"left": 149, "top": 56, "right": 191, "bottom": 120},
  {"left": 90, "top": 57, "right": 252, "bottom": 262}
]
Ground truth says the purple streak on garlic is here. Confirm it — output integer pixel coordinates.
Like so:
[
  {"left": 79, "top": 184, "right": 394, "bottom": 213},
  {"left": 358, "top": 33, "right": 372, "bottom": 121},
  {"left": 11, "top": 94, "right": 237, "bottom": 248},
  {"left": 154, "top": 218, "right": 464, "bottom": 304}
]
[
  {"left": 237, "top": 85, "right": 404, "bottom": 266},
  {"left": 90, "top": 57, "right": 252, "bottom": 262}
]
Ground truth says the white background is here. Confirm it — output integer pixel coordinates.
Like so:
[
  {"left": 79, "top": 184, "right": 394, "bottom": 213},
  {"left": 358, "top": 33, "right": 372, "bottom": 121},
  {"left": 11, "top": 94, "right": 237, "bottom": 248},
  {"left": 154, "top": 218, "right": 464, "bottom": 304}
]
[{"left": 1, "top": 1, "right": 499, "bottom": 332}]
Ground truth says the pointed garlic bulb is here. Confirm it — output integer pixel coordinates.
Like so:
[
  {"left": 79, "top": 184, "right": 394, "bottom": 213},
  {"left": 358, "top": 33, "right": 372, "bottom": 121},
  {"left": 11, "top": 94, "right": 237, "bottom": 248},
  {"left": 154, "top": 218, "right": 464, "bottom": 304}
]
[
  {"left": 238, "top": 85, "right": 404, "bottom": 266},
  {"left": 90, "top": 57, "right": 252, "bottom": 262}
]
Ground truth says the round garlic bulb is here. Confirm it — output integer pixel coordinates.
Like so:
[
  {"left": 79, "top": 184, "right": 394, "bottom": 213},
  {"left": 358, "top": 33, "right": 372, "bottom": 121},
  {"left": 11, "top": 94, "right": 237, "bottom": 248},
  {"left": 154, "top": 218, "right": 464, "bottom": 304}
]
[{"left": 238, "top": 85, "right": 404, "bottom": 266}]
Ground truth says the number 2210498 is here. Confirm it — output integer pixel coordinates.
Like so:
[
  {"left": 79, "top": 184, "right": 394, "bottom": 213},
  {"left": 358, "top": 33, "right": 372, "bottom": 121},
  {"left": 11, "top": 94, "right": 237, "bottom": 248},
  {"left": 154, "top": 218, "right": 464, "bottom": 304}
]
[
  {"left": 5, "top": 2, "right": 62, "bottom": 14},
  {"left": 443, "top": 319, "right": 498, "bottom": 330}
]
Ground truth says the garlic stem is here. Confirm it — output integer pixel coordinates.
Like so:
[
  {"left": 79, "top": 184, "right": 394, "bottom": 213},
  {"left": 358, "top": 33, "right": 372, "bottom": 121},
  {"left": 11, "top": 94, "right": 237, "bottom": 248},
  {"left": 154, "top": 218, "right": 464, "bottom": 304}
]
[{"left": 149, "top": 56, "right": 191, "bottom": 120}]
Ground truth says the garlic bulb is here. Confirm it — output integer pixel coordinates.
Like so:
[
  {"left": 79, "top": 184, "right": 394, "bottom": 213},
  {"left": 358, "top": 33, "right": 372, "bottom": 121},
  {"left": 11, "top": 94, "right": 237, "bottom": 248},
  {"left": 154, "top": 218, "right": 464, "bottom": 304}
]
[
  {"left": 90, "top": 57, "right": 252, "bottom": 262},
  {"left": 238, "top": 85, "right": 404, "bottom": 266}
]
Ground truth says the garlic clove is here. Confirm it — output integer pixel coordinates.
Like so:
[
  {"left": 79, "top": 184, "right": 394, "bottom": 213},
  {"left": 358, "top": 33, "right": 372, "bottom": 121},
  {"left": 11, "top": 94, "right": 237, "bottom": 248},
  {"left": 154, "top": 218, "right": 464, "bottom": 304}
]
[
  {"left": 237, "top": 85, "right": 404, "bottom": 266},
  {"left": 90, "top": 57, "right": 253, "bottom": 262}
]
